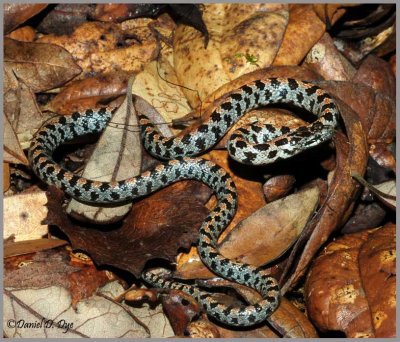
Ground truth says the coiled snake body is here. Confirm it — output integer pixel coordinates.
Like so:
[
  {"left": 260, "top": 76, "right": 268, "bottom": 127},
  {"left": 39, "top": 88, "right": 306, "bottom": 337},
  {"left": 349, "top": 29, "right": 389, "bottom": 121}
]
[{"left": 28, "top": 78, "right": 339, "bottom": 326}]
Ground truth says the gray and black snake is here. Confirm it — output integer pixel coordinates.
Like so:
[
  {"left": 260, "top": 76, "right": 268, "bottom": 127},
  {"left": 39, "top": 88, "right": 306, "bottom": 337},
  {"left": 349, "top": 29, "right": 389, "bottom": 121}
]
[{"left": 28, "top": 78, "right": 339, "bottom": 326}]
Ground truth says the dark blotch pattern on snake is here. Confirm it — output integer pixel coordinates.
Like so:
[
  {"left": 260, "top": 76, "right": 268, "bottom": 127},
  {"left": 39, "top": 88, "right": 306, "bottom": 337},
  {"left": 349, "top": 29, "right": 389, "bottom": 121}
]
[{"left": 28, "top": 78, "right": 339, "bottom": 326}]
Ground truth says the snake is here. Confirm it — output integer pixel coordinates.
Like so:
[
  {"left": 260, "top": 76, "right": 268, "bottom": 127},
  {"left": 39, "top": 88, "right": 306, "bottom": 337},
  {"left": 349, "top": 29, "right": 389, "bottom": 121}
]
[{"left": 28, "top": 78, "right": 339, "bottom": 326}]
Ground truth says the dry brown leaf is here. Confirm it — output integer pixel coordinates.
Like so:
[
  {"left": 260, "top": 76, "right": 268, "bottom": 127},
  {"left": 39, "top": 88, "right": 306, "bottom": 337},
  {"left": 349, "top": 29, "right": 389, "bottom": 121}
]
[
  {"left": 263, "top": 174, "right": 296, "bottom": 203},
  {"left": 305, "top": 224, "right": 396, "bottom": 337},
  {"left": 3, "top": 189, "right": 49, "bottom": 241},
  {"left": 273, "top": 5, "right": 326, "bottom": 66},
  {"left": 4, "top": 281, "right": 167, "bottom": 338},
  {"left": 4, "top": 247, "right": 113, "bottom": 308},
  {"left": 161, "top": 289, "right": 201, "bottom": 336},
  {"left": 268, "top": 298, "right": 318, "bottom": 338},
  {"left": 304, "top": 33, "right": 357, "bottom": 81},
  {"left": 131, "top": 54, "right": 191, "bottom": 126},
  {"left": 370, "top": 180, "right": 396, "bottom": 210},
  {"left": 4, "top": 37, "right": 81, "bottom": 93},
  {"left": 66, "top": 78, "right": 142, "bottom": 223},
  {"left": 369, "top": 143, "right": 396, "bottom": 172},
  {"left": 4, "top": 4, "right": 47, "bottom": 34},
  {"left": 37, "top": 21, "right": 158, "bottom": 76},
  {"left": 44, "top": 73, "right": 129, "bottom": 115},
  {"left": 3, "top": 114, "right": 28, "bottom": 165},
  {"left": 176, "top": 187, "right": 319, "bottom": 280},
  {"left": 5, "top": 79, "right": 54, "bottom": 150},
  {"left": 174, "top": 4, "right": 289, "bottom": 108},
  {"left": 47, "top": 178, "right": 212, "bottom": 277},
  {"left": 282, "top": 95, "right": 369, "bottom": 293},
  {"left": 219, "top": 187, "right": 320, "bottom": 266},
  {"left": 353, "top": 54, "right": 396, "bottom": 99},
  {"left": 315, "top": 81, "right": 395, "bottom": 145},
  {"left": 4, "top": 239, "right": 68, "bottom": 258}
]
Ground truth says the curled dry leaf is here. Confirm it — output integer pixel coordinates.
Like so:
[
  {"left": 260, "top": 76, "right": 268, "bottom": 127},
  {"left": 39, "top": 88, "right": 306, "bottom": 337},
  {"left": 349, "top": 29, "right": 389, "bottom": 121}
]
[
  {"left": 37, "top": 4, "right": 94, "bottom": 36},
  {"left": 4, "top": 163, "right": 11, "bottom": 192},
  {"left": 46, "top": 178, "right": 212, "bottom": 277},
  {"left": 37, "top": 21, "right": 159, "bottom": 76},
  {"left": 369, "top": 142, "right": 396, "bottom": 172},
  {"left": 274, "top": 5, "right": 326, "bottom": 66},
  {"left": 186, "top": 319, "right": 221, "bottom": 338},
  {"left": 3, "top": 190, "right": 49, "bottom": 241},
  {"left": 4, "top": 37, "right": 80, "bottom": 152},
  {"left": 4, "top": 4, "right": 47, "bottom": 34},
  {"left": 174, "top": 4, "right": 289, "bottom": 107},
  {"left": 341, "top": 202, "right": 387, "bottom": 234},
  {"left": 304, "top": 33, "right": 357, "bottom": 81},
  {"left": 305, "top": 223, "right": 396, "bottom": 338},
  {"left": 282, "top": 97, "right": 368, "bottom": 293},
  {"left": 312, "top": 3, "right": 352, "bottom": 26}
]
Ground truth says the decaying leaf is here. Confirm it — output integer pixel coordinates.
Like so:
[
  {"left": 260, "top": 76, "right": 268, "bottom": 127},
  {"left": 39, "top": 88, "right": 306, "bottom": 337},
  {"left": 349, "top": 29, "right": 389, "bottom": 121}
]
[{"left": 305, "top": 223, "right": 396, "bottom": 338}]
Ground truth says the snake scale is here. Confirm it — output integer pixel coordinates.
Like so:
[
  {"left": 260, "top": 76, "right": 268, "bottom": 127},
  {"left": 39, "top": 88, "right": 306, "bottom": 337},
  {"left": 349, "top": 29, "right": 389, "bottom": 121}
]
[{"left": 28, "top": 78, "right": 339, "bottom": 326}]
